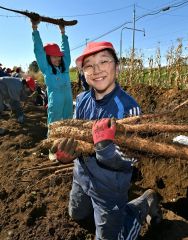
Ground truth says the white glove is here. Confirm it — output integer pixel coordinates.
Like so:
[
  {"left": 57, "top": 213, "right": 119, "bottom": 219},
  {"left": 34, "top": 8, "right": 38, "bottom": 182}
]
[{"left": 173, "top": 135, "right": 188, "bottom": 146}]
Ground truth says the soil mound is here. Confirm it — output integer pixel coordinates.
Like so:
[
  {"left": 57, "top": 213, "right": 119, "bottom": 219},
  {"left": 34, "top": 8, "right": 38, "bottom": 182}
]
[{"left": 0, "top": 84, "right": 188, "bottom": 240}]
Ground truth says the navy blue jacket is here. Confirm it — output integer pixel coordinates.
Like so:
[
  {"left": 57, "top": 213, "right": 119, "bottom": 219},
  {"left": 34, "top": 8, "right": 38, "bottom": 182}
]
[
  {"left": 73, "top": 83, "right": 141, "bottom": 200},
  {"left": 75, "top": 83, "right": 140, "bottom": 120}
]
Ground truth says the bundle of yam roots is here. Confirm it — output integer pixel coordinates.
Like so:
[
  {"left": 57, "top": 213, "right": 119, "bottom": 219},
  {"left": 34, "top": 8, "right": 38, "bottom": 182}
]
[{"left": 44, "top": 100, "right": 188, "bottom": 161}]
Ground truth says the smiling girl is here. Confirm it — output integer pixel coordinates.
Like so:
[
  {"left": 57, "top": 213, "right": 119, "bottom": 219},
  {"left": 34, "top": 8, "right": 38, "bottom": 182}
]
[{"left": 51, "top": 42, "right": 162, "bottom": 239}]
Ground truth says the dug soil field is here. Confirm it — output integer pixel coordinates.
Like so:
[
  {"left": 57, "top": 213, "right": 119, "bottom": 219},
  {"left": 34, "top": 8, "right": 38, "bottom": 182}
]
[{"left": 0, "top": 83, "right": 188, "bottom": 240}]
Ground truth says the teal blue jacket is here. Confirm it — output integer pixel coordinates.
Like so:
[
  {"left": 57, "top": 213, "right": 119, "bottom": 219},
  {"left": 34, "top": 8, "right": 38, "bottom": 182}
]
[{"left": 32, "top": 30, "right": 73, "bottom": 124}]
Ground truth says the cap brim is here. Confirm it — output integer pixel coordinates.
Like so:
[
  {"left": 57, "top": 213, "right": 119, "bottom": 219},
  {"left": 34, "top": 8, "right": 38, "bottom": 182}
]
[{"left": 76, "top": 45, "right": 114, "bottom": 69}]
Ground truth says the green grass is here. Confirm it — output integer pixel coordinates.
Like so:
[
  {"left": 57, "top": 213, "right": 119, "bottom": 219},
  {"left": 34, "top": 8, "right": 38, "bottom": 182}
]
[
  {"left": 69, "top": 69, "right": 78, "bottom": 82},
  {"left": 29, "top": 68, "right": 78, "bottom": 84}
]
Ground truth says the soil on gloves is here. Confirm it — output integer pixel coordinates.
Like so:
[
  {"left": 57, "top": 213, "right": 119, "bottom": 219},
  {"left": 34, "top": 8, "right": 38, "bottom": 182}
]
[{"left": 0, "top": 83, "right": 188, "bottom": 240}]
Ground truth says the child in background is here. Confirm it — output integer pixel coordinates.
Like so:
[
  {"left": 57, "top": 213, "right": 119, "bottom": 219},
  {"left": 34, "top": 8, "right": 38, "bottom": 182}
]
[
  {"left": 78, "top": 71, "right": 89, "bottom": 91},
  {"left": 0, "top": 76, "right": 35, "bottom": 123},
  {"left": 31, "top": 19, "right": 73, "bottom": 125},
  {"left": 12, "top": 67, "right": 22, "bottom": 78}
]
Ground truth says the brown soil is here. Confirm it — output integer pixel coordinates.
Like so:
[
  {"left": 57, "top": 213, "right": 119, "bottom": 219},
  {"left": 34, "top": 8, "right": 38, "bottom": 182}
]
[{"left": 0, "top": 83, "right": 188, "bottom": 240}]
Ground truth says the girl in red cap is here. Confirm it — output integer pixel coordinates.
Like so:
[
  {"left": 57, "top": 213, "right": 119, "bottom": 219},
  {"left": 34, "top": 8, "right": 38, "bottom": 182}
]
[
  {"left": 51, "top": 42, "right": 162, "bottom": 239},
  {"left": 31, "top": 20, "right": 73, "bottom": 126}
]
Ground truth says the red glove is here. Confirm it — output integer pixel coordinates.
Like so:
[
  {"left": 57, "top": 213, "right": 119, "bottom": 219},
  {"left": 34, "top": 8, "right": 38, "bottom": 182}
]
[
  {"left": 92, "top": 118, "right": 116, "bottom": 145},
  {"left": 56, "top": 149, "right": 74, "bottom": 162},
  {"left": 51, "top": 138, "right": 77, "bottom": 164}
]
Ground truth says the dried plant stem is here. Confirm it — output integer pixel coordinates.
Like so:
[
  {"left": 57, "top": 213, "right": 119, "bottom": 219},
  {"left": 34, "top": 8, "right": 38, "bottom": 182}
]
[
  {"left": 49, "top": 122, "right": 188, "bottom": 139},
  {"left": 49, "top": 126, "right": 92, "bottom": 141},
  {"left": 20, "top": 161, "right": 60, "bottom": 172},
  {"left": 43, "top": 138, "right": 94, "bottom": 154},
  {"left": 117, "top": 113, "right": 168, "bottom": 124},
  {"left": 45, "top": 134, "right": 188, "bottom": 160},
  {"left": 173, "top": 99, "right": 188, "bottom": 111},
  {"left": 0, "top": 6, "right": 77, "bottom": 26},
  {"left": 49, "top": 119, "right": 87, "bottom": 130},
  {"left": 23, "top": 163, "right": 74, "bottom": 173},
  {"left": 54, "top": 167, "right": 73, "bottom": 175},
  {"left": 120, "top": 135, "right": 188, "bottom": 160},
  {"left": 121, "top": 123, "right": 188, "bottom": 133},
  {"left": 45, "top": 117, "right": 188, "bottom": 160},
  {"left": 49, "top": 100, "right": 188, "bottom": 129},
  {"left": 29, "top": 168, "right": 73, "bottom": 188}
]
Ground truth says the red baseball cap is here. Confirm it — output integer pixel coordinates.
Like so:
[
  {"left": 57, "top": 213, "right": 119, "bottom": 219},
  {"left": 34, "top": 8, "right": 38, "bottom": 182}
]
[
  {"left": 76, "top": 41, "right": 115, "bottom": 69},
  {"left": 26, "top": 77, "right": 36, "bottom": 92},
  {"left": 44, "top": 43, "right": 63, "bottom": 57}
]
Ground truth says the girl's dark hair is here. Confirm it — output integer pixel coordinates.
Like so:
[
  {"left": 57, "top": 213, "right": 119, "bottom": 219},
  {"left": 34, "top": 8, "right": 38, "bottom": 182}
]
[
  {"left": 46, "top": 55, "right": 65, "bottom": 74},
  {"left": 107, "top": 49, "right": 119, "bottom": 64},
  {"left": 21, "top": 79, "right": 27, "bottom": 86}
]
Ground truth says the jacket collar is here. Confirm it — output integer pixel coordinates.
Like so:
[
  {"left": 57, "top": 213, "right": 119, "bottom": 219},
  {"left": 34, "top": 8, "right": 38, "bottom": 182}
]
[{"left": 91, "top": 82, "right": 120, "bottom": 106}]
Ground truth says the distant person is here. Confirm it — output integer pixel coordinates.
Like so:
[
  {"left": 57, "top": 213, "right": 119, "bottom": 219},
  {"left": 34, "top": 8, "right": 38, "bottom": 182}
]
[
  {"left": 3, "top": 68, "right": 12, "bottom": 76},
  {"left": 0, "top": 65, "right": 10, "bottom": 77},
  {"left": 0, "top": 76, "right": 35, "bottom": 123},
  {"left": 30, "top": 19, "right": 73, "bottom": 126},
  {"left": 12, "top": 67, "right": 22, "bottom": 78},
  {"left": 25, "top": 76, "right": 44, "bottom": 106},
  {"left": 33, "top": 85, "right": 48, "bottom": 107},
  {"left": 78, "top": 71, "right": 89, "bottom": 91}
]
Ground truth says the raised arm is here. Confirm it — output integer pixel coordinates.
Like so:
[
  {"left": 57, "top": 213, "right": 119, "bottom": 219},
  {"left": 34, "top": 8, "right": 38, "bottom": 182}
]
[
  {"left": 59, "top": 25, "right": 71, "bottom": 69},
  {"left": 31, "top": 19, "right": 48, "bottom": 74}
]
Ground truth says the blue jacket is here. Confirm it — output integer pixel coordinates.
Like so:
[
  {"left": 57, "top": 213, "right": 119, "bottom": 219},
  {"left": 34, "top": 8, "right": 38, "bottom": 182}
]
[
  {"left": 73, "top": 83, "right": 141, "bottom": 200},
  {"left": 0, "top": 77, "right": 28, "bottom": 102},
  {"left": 0, "top": 77, "right": 28, "bottom": 115},
  {"left": 32, "top": 30, "right": 73, "bottom": 124},
  {"left": 0, "top": 70, "right": 10, "bottom": 77}
]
